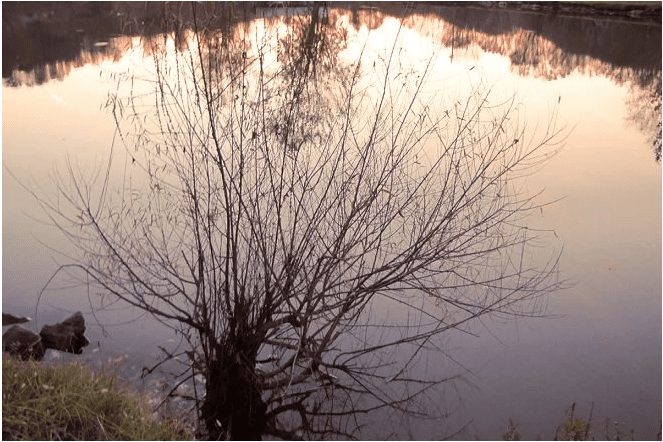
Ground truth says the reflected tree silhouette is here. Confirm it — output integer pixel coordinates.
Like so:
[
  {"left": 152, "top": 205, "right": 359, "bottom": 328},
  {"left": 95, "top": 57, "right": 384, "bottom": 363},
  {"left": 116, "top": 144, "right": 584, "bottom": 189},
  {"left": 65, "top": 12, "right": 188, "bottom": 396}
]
[
  {"left": 1, "top": 2, "right": 124, "bottom": 86},
  {"left": 32, "top": 5, "right": 566, "bottom": 440},
  {"left": 403, "top": 9, "right": 662, "bottom": 162},
  {"left": 279, "top": 6, "right": 338, "bottom": 79},
  {"left": 625, "top": 69, "right": 662, "bottom": 162},
  {"left": 349, "top": 6, "right": 386, "bottom": 32}
]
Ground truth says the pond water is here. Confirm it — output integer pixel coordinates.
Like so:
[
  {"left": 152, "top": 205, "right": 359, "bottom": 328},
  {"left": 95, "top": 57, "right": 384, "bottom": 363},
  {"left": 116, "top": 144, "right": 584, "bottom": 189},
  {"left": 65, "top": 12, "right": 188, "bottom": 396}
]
[{"left": 3, "top": 3, "right": 661, "bottom": 440}]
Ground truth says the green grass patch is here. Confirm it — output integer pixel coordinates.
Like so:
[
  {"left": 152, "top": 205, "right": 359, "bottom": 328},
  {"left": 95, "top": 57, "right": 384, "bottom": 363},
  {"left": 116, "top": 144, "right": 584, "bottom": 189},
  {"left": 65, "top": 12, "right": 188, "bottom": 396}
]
[{"left": 2, "top": 353, "right": 192, "bottom": 441}]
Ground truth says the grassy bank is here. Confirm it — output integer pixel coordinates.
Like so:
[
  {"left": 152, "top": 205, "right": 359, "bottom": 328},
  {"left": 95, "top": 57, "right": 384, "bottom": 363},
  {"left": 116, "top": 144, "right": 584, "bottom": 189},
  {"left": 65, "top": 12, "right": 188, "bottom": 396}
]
[
  {"left": 2, "top": 354, "right": 192, "bottom": 441},
  {"left": 3, "top": 351, "right": 659, "bottom": 440}
]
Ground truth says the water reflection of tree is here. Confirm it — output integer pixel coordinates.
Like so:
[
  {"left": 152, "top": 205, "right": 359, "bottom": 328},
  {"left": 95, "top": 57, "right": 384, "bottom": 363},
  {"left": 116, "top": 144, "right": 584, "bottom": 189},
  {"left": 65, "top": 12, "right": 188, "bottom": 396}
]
[
  {"left": 1, "top": 2, "right": 253, "bottom": 87},
  {"left": 348, "top": 6, "right": 386, "bottom": 31},
  {"left": 392, "top": 9, "right": 662, "bottom": 162},
  {"left": 6, "top": 0, "right": 659, "bottom": 162},
  {"left": 2, "top": 2, "right": 123, "bottom": 86},
  {"left": 625, "top": 70, "right": 662, "bottom": 162},
  {"left": 271, "top": 6, "right": 353, "bottom": 158},
  {"left": 504, "top": 29, "right": 661, "bottom": 162}
]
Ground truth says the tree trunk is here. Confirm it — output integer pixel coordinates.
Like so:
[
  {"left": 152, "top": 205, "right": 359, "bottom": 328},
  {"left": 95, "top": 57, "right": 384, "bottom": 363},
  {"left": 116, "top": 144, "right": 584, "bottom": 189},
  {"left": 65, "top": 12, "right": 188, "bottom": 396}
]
[{"left": 201, "top": 344, "right": 267, "bottom": 440}]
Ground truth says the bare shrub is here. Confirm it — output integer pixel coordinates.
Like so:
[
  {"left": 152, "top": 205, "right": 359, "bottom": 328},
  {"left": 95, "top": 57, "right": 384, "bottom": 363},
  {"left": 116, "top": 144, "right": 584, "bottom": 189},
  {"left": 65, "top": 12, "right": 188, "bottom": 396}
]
[{"left": 32, "top": 4, "right": 564, "bottom": 439}]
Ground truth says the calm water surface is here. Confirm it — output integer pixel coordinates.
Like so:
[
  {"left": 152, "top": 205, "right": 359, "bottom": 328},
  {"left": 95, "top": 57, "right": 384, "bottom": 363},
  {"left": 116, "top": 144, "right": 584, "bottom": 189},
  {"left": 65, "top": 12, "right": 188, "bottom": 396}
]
[{"left": 3, "top": 3, "right": 661, "bottom": 439}]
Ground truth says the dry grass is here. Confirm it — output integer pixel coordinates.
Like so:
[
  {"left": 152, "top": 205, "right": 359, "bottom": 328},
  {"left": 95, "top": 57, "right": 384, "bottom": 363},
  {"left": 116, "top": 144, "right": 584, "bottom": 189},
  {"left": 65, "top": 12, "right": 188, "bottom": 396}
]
[{"left": 2, "top": 353, "right": 193, "bottom": 441}]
